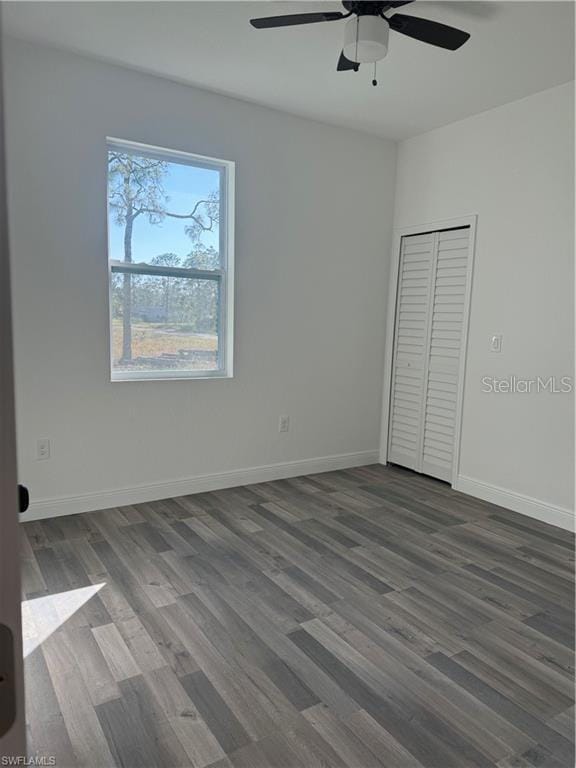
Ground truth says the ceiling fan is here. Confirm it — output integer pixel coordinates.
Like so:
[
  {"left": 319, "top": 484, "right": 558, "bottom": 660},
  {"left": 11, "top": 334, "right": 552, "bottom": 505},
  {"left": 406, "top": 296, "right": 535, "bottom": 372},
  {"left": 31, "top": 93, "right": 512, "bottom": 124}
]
[{"left": 250, "top": 2, "right": 470, "bottom": 76}]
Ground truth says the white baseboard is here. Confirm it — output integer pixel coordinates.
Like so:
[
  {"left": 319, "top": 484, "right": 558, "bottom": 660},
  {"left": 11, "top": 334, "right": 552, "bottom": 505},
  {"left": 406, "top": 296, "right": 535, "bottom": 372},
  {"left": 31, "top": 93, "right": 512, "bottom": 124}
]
[
  {"left": 453, "top": 475, "right": 575, "bottom": 532},
  {"left": 22, "top": 450, "right": 380, "bottom": 522}
]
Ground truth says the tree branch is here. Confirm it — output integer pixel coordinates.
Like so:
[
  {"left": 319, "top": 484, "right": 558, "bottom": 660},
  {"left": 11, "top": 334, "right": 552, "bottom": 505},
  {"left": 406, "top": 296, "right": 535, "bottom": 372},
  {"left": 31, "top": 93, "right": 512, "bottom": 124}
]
[
  {"left": 140, "top": 198, "right": 214, "bottom": 222},
  {"left": 108, "top": 152, "right": 165, "bottom": 173}
]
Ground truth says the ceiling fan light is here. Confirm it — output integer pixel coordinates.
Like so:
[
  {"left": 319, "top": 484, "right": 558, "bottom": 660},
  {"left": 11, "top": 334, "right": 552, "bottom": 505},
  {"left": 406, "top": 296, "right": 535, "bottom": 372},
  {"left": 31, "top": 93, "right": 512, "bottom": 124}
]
[{"left": 343, "top": 15, "right": 389, "bottom": 63}]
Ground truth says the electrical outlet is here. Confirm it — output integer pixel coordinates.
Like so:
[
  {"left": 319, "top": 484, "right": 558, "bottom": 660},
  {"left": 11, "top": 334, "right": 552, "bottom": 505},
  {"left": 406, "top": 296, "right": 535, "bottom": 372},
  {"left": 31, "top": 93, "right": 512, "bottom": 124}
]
[
  {"left": 36, "top": 438, "right": 51, "bottom": 461},
  {"left": 278, "top": 415, "right": 290, "bottom": 433},
  {"left": 490, "top": 334, "right": 503, "bottom": 353}
]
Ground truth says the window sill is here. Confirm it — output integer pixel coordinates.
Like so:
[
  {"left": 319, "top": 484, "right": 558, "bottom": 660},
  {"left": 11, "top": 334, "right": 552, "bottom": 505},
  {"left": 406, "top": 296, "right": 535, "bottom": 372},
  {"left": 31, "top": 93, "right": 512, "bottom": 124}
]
[{"left": 111, "top": 370, "right": 233, "bottom": 382}]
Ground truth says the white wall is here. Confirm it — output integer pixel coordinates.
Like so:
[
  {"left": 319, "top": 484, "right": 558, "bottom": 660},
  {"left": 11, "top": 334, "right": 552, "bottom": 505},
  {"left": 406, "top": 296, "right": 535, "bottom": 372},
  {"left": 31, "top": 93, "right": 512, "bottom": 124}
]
[
  {"left": 389, "top": 82, "right": 575, "bottom": 527},
  {"left": 4, "top": 39, "right": 397, "bottom": 519}
]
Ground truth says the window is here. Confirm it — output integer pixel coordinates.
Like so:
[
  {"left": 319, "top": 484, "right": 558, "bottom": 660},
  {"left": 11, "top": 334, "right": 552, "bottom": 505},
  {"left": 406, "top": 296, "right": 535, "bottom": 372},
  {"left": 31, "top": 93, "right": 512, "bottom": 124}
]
[{"left": 107, "top": 139, "right": 234, "bottom": 380}]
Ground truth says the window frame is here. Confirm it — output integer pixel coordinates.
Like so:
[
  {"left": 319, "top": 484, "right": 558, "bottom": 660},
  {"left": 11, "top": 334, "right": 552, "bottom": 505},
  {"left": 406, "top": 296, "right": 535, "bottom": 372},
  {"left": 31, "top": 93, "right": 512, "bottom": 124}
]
[{"left": 106, "top": 137, "right": 235, "bottom": 382}]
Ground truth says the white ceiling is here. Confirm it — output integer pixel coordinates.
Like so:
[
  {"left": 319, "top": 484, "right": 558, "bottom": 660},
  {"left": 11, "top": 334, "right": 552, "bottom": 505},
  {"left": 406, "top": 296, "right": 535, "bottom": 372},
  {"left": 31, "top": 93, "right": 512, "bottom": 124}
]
[{"left": 3, "top": 1, "right": 574, "bottom": 139}]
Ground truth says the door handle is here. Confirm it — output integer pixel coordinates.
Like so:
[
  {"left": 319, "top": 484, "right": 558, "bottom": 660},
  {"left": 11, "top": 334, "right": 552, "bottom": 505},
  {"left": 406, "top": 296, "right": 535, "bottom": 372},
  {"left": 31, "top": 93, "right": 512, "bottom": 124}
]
[{"left": 18, "top": 485, "right": 29, "bottom": 514}]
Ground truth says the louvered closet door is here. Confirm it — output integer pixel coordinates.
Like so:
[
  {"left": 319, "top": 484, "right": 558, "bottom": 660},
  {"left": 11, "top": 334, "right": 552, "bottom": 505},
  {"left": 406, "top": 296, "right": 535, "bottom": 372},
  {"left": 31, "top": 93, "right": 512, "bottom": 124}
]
[
  {"left": 388, "top": 227, "right": 471, "bottom": 483},
  {"left": 421, "top": 228, "right": 470, "bottom": 482},
  {"left": 387, "top": 232, "right": 435, "bottom": 471}
]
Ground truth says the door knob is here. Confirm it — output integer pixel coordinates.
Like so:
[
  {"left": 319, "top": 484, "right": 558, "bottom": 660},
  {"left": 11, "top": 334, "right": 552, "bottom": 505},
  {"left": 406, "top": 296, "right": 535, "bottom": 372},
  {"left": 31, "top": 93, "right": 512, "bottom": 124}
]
[{"left": 18, "top": 485, "right": 29, "bottom": 513}]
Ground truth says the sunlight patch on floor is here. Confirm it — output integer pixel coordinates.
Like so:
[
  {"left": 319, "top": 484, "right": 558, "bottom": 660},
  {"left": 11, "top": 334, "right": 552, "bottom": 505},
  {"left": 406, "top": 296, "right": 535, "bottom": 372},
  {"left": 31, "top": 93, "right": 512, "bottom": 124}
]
[{"left": 22, "top": 583, "right": 105, "bottom": 657}]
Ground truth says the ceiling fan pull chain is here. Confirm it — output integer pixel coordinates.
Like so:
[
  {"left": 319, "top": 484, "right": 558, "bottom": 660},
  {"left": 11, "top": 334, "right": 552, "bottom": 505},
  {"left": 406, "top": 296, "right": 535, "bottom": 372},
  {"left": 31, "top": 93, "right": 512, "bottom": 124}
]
[
  {"left": 355, "top": 16, "right": 359, "bottom": 64},
  {"left": 372, "top": 62, "right": 378, "bottom": 87}
]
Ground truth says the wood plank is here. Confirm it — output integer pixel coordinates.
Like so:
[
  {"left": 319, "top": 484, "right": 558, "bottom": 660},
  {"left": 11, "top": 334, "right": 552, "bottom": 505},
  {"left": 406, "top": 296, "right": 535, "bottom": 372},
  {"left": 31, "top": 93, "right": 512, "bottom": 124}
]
[
  {"left": 303, "top": 702, "right": 385, "bottom": 768},
  {"left": 180, "top": 670, "right": 252, "bottom": 755},
  {"left": 145, "top": 665, "right": 227, "bottom": 767},
  {"left": 92, "top": 622, "right": 141, "bottom": 681}
]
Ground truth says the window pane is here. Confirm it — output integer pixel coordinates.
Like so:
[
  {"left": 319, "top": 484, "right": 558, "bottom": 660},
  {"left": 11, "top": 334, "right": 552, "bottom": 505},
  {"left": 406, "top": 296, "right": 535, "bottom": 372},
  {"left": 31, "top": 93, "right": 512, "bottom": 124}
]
[
  {"left": 111, "top": 274, "right": 220, "bottom": 375},
  {"left": 108, "top": 149, "right": 222, "bottom": 270}
]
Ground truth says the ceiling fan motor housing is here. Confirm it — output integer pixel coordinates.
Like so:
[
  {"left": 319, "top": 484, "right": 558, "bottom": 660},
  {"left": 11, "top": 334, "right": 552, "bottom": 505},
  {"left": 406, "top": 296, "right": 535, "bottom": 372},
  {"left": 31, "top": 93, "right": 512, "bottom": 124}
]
[{"left": 343, "top": 15, "right": 389, "bottom": 63}]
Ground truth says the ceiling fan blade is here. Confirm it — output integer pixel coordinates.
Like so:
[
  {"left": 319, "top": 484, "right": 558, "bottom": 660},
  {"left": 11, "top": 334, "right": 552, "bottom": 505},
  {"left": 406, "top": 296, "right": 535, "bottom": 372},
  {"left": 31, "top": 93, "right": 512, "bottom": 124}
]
[
  {"left": 337, "top": 51, "right": 360, "bottom": 72},
  {"left": 386, "top": 1, "right": 415, "bottom": 7},
  {"left": 250, "top": 11, "right": 345, "bottom": 29},
  {"left": 388, "top": 13, "right": 470, "bottom": 50}
]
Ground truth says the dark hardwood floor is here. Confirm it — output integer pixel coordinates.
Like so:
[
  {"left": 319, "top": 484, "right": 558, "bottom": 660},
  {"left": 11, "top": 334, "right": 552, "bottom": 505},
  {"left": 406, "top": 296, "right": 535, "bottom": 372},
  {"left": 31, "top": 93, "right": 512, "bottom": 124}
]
[{"left": 21, "top": 464, "right": 574, "bottom": 767}]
